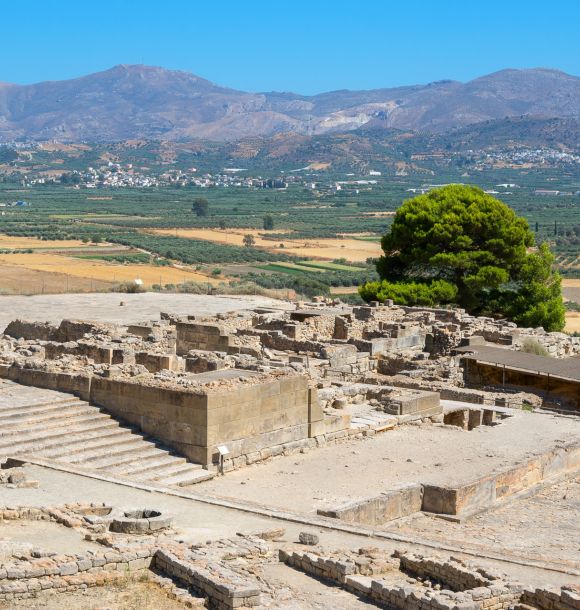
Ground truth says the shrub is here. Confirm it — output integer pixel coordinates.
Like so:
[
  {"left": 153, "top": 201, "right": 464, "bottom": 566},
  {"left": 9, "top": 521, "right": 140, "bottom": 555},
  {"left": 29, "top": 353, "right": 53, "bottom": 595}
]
[
  {"left": 112, "top": 281, "right": 145, "bottom": 294},
  {"left": 520, "top": 338, "right": 550, "bottom": 357},
  {"left": 359, "top": 279, "right": 458, "bottom": 307}
]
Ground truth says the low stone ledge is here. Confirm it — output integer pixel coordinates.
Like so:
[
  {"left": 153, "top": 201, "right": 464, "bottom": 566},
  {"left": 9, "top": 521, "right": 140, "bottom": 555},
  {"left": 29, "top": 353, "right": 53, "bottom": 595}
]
[
  {"left": 317, "top": 483, "right": 423, "bottom": 525},
  {"left": 0, "top": 547, "right": 156, "bottom": 601}
]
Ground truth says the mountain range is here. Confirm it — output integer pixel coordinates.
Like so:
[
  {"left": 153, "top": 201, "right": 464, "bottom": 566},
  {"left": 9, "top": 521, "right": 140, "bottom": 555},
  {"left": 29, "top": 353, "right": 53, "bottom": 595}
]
[{"left": 0, "top": 64, "right": 579, "bottom": 142}]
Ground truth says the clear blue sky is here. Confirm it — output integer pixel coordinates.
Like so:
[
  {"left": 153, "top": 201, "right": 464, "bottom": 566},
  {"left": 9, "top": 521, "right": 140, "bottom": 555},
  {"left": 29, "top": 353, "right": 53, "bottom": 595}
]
[{"left": 2, "top": 0, "right": 579, "bottom": 94}]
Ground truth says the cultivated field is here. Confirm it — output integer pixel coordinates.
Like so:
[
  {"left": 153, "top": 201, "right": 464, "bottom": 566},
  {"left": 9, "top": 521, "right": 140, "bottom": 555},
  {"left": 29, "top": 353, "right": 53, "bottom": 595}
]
[
  {"left": 0, "top": 235, "right": 88, "bottom": 249},
  {"left": 562, "top": 279, "right": 580, "bottom": 332},
  {"left": 150, "top": 228, "right": 382, "bottom": 262},
  {"left": 565, "top": 313, "right": 580, "bottom": 332},
  {"left": 0, "top": 264, "right": 112, "bottom": 294},
  {"left": 0, "top": 252, "right": 217, "bottom": 290}
]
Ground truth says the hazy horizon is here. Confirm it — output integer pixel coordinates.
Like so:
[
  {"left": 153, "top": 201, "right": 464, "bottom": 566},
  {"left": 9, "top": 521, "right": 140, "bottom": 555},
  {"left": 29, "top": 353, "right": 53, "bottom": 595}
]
[
  {"left": 2, "top": 0, "right": 579, "bottom": 95},
  {"left": 2, "top": 63, "right": 579, "bottom": 96}
]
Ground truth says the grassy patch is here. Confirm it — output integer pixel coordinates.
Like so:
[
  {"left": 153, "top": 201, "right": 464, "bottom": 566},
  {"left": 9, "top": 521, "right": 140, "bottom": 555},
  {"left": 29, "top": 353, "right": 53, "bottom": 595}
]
[
  {"left": 299, "top": 260, "right": 362, "bottom": 272},
  {"left": 258, "top": 263, "right": 312, "bottom": 275},
  {"left": 74, "top": 253, "right": 151, "bottom": 263},
  {"left": 353, "top": 235, "right": 382, "bottom": 242}
]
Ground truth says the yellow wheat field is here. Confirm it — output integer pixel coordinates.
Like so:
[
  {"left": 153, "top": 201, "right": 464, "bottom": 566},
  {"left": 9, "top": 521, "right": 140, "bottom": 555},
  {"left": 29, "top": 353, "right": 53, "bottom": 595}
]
[
  {"left": 0, "top": 253, "right": 218, "bottom": 288},
  {"left": 150, "top": 228, "right": 382, "bottom": 262}
]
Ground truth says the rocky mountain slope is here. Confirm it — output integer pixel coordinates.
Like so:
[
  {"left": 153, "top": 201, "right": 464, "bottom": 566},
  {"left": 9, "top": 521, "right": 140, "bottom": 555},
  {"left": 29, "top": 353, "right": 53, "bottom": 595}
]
[{"left": 0, "top": 65, "right": 578, "bottom": 141}]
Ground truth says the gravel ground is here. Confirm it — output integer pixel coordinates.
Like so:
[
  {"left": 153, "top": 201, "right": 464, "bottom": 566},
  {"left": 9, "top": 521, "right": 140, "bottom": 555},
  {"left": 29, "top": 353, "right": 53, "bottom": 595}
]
[
  {"left": 2, "top": 464, "right": 576, "bottom": 588},
  {"left": 0, "top": 520, "right": 101, "bottom": 556},
  {"left": 0, "top": 292, "right": 291, "bottom": 331},
  {"left": 197, "top": 412, "right": 580, "bottom": 513}
]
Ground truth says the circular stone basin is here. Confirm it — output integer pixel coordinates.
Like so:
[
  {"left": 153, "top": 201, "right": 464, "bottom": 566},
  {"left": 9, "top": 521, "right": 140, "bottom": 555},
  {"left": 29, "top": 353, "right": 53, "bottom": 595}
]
[{"left": 109, "top": 509, "right": 172, "bottom": 534}]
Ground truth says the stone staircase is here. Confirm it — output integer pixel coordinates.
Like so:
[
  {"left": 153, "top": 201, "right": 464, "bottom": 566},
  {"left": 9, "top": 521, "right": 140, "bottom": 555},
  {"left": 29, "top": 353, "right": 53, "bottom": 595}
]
[{"left": 0, "top": 381, "right": 212, "bottom": 487}]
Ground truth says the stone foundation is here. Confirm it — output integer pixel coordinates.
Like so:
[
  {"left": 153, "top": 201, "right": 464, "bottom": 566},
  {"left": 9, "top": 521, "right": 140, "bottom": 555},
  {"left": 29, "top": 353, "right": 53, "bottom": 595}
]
[
  {"left": 154, "top": 549, "right": 260, "bottom": 609},
  {"left": 280, "top": 548, "right": 525, "bottom": 610}
]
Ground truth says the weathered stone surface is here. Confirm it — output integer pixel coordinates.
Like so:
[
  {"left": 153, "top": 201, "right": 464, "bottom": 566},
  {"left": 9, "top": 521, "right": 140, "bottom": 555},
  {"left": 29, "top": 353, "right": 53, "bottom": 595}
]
[{"left": 298, "top": 532, "right": 319, "bottom": 545}]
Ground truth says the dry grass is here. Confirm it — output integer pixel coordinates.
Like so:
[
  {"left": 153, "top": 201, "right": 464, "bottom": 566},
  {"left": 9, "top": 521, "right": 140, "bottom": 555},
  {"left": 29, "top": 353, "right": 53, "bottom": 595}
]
[
  {"left": 565, "top": 312, "right": 580, "bottom": 333},
  {"left": 0, "top": 264, "right": 112, "bottom": 294},
  {"left": 562, "top": 279, "right": 580, "bottom": 288},
  {"left": 0, "top": 235, "right": 88, "bottom": 249},
  {"left": 150, "top": 228, "right": 382, "bottom": 262},
  {"left": 0, "top": 253, "right": 218, "bottom": 289},
  {"left": 0, "top": 578, "right": 188, "bottom": 610},
  {"left": 330, "top": 286, "right": 361, "bottom": 294}
]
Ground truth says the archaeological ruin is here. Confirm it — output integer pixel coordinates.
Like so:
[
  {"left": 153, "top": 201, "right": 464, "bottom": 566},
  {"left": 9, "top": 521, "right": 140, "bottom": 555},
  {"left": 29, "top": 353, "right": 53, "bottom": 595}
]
[{"left": 0, "top": 295, "right": 578, "bottom": 608}]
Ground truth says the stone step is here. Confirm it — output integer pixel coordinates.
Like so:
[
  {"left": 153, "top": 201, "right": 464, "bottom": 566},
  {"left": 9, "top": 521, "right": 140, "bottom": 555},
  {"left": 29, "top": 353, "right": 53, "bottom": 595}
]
[
  {"left": 0, "top": 385, "right": 209, "bottom": 488},
  {"left": 0, "top": 419, "right": 120, "bottom": 454},
  {"left": 157, "top": 468, "right": 214, "bottom": 486},
  {"left": 0, "top": 412, "right": 112, "bottom": 439},
  {"left": 2, "top": 419, "right": 127, "bottom": 457},
  {"left": 0, "top": 398, "right": 82, "bottom": 417},
  {"left": 83, "top": 446, "right": 166, "bottom": 470},
  {"left": 0, "top": 404, "right": 101, "bottom": 429},
  {"left": 110, "top": 454, "right": 188, "bottom": 476},
  {"left": 57, "top": 437, "right": 150, "bottom": 464},
  {"left": 36, "top": 429, "right": 139, "bottom": 459},
  {"left": 141, "top": 460, "right": 204, "bottom": 481}
]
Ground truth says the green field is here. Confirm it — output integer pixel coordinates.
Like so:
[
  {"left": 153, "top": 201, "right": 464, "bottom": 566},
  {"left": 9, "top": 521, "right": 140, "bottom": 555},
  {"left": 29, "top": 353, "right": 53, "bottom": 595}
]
[
  {"left": 74, "top": 252, "right": 152, "bottom": 263},
  {"left": 0, "top": 160, "right": 579, "bottom": 293},
  {"left": 299, "top": 260, "right": 362, "bottom": 272},
  {"left": 258, "top": 263, "right": 315, "bottom": 275}
]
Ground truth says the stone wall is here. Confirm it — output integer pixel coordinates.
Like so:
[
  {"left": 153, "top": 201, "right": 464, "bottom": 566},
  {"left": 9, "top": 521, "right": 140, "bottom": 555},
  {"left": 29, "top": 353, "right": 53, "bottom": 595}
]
[
  {"left": 521, "top": 586, "right": 580, "bottom": 610},
  {"left": 0, "top": 361, "right": 328, "bottom": 469},
  {"left": 0, "top": 544, "right": 155, "bottom": 602},
  {"left": 280, "top": 548, "right": 524, "bottom": 610},
  {"left": 4, "top": 320, "right": 58, "bottom": 342},
  {"left": 422, "top": 440, "right": 580, "bottom": 517},
  {"left": 205, "top": 376, "right": 322, "bottom": 466},
  {"left": 135, "top": 352, "right": 179, "bottom": 373},
  {"left": 154, "top": 549, "right": 260, "bottom": 609},
  {"left": 44, "top": 341, "right": 116, "bottom": 365},
  {"left": 91, "top": 377, "right": 210, "bottom": 464},
  {"left": 317, "top": 483, "right": 423, "bottom": 525},
  {"left": 176, "top": 321, "right": 260, "bottom": 357},
  {"left": 176, "top": 321, "right": 233, "bottom": 355},
  {"left": 3, "top": 365, "right": 92, "bottom": 402},
  {"left": 92, "top": 375, "right": 322, "bottom": 467},
  {"left": 398, "top": 553, "right": 490, "bottom": 590}
]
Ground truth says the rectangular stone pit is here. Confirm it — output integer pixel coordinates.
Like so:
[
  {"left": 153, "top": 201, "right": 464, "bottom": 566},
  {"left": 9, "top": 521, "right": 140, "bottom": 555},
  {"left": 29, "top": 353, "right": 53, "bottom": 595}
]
[{"left": 280, "top": 548, "right": 524, "bottom": 610}]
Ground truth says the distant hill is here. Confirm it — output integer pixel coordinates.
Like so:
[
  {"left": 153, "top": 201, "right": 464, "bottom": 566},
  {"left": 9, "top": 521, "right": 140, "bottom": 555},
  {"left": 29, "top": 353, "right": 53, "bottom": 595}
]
[{"left": 0, "top": 65, "right": 579, "bottom": 141}]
